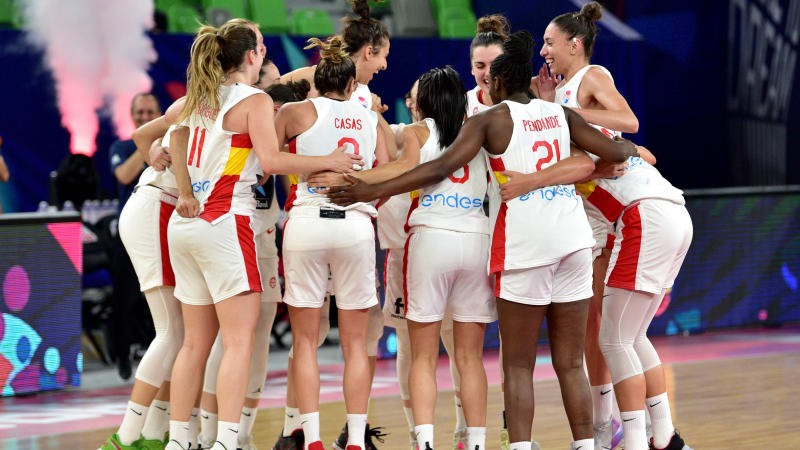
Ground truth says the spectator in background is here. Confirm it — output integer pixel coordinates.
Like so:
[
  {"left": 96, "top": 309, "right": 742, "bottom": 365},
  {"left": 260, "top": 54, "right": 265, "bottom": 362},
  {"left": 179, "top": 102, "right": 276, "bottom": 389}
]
[
  {"left": 109, "top": 93, "right": 161, "bottom": 379},
  {"left": 256, "top": 57, "right": 281, "bottom": 90},
  {"left": 0, "top": 136, "right": 9, "bottom": 214}
]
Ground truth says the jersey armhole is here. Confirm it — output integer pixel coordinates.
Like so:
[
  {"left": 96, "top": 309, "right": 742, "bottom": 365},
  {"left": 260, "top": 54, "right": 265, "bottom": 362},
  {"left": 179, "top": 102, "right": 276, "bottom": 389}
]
[{"left": 218, "top": 89, "right": 267, "bottom": 134}]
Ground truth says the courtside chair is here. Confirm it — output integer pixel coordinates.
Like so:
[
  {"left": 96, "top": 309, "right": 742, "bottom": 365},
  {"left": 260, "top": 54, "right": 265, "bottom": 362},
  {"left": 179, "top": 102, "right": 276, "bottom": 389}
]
[
  {"left": 203, "top": 0, "right": 247, "bottom": 26},
  {"left": 249, "top": 0, "right": 290, "bottom": 34},
  {"left": 437, "top": 7, "right": 476, "bottom": 38},
  {"left": 0, "top": 0, "right": 16, "bottom": 27},
  {"left": 290, "top": 8, "right": 335, "bottom": 37}
]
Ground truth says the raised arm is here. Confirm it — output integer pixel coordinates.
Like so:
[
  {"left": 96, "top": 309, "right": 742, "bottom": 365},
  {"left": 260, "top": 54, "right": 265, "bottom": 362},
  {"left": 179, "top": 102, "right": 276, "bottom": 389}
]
[
  {"left": 280, "top": 66, "right": 319, "bottom": 97},
  {"left": 327, "top": 115, "right": 488, "bottom": 205},
  {"left": 572, "top": 68, "right": 639, "bottom": 133},
  {"left": 564, "top": 106, "right": 638, "bottom": 163}
]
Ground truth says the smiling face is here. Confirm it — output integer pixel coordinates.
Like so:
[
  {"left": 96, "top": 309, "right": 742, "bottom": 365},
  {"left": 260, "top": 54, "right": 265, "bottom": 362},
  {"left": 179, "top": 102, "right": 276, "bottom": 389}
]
[
  {"left": 540, "top": 22, "right": 581, "bottom": 77},
  {"left": 356, "top": 38, "right": 390, "bottom": 84},
  {"left": 471, "top": 44, "right": 503, "bottom": 96}
]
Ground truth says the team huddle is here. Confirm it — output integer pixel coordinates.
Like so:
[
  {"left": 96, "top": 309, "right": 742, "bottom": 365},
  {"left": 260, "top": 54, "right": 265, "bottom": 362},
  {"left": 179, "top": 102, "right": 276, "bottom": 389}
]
[{"left": 99, "top": 2, "right": 693, "bottom": 450}]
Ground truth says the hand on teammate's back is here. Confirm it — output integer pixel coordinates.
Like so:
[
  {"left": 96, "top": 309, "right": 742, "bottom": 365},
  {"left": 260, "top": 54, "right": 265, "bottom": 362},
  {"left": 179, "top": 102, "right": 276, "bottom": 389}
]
[
  {"left": 176, "top": 193, "right": 199, "bottom": 218},
  {"left": 614, "top": 136, "right": 639, "bottom": 160},
  {"left": 326, "top": 174, "right": 371, "bottom": 206},
  {"left": 594, "top": 159, "right": 628, "bottom": 179},
  {"left": 307, "top": 171, "right": 347, "bottom": 192},
  {"left": 327, "top": 144, "right": 364, "bottom": 173},
  {"left": 149, "top": 140, "right": 171, "bottom": 172},
  {"left": 498, "top": 170, "right": 531, "bottom": 202}
]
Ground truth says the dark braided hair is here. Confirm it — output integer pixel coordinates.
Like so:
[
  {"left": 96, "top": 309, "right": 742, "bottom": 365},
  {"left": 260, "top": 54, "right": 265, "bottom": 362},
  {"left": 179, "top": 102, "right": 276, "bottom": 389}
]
[
  {"left": 551, "top": 1, "right": 603, "bottom": 58},
  {"left": 490, "top": 30, "right": 535, "bottom": 96},
  {"left": 416, "top": 66, "right": 467, "bottom": 148}
]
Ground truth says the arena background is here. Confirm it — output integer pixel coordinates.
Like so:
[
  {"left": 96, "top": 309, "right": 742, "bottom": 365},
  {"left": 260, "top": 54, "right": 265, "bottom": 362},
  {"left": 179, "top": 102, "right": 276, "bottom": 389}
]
[{"left": 0, "top": 0, "right": 798, "bottom": 370}]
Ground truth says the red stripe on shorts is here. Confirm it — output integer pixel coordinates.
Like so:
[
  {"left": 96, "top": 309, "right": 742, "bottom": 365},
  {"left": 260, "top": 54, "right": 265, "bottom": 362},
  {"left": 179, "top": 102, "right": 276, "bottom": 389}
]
[
  {"left": 605, "top": 233, "right": 616, "bottom": 250},
  {"left": 402, "top": 235, "right": 411, "bottom": 315},
  {"left": 489, "top": 203, "right": 508, "bottom": 273},
  {"left": 607, "top": 204, "right": 642, "bottom": 290},
  {"left": 159, "top": 201, "right": 176, "bottom": 287},
  {"left": 403, "top": 196, "right": 420, "bottom": 233},
  {"left": 494, "top": 271, "right": 502, "bottom": 298},
  {"left": 235, "top": 215, "right": 262, "bottom": 293},
  {"left": 587, "top": 186, "right": 626, "bottom": 222},
  {"left": 383, "top": 249, "right": 389, "bottom": 297}
]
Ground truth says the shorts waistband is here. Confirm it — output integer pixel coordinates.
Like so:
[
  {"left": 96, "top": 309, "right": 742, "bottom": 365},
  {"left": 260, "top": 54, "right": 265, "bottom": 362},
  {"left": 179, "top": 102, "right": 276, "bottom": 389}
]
[
  {"left": 287, "top": 205, "right": 372, "bottom": 220},
  {"left": 133, "top": 184, "right": 178, "bottom": 206}
]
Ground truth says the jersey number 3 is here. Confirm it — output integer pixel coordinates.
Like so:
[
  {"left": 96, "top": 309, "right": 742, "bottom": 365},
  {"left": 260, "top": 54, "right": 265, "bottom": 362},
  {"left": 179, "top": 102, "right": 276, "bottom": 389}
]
[
  {"left": 188, "top": 126, "right": 207, "bottom": 168},
  {"left": 337, "top": 137, "right": 360, "bottom": 155}
]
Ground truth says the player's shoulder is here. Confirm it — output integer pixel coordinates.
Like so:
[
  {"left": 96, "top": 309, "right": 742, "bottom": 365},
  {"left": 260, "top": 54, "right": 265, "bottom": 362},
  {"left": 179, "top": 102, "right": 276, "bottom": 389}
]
[{"left": 582, "top": 66, "right": 615, "bottom": 87}]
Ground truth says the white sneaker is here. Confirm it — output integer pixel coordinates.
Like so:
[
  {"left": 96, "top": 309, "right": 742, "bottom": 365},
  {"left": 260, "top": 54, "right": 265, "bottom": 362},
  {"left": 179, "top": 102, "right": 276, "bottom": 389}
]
[
  {"left": 238, "top": 434, "right": 258, "bottom": 450},
  {"left": 594, "top": 421, "right": 613, "bottom": 450},
  {"left": 452, "top": 428, "right": 467, "bottom": 450},
  {"left": 196, "top": 433, "right": 214, "bottom": 449},
  {"left": 165, "top": 441, "right": 187, "bottom": 450}
]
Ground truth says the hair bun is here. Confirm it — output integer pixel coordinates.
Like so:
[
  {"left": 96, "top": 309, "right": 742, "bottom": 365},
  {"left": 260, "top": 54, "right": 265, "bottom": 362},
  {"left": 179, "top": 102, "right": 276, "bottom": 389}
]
[
  {"left": 348, "top": 0, "right": 371, "bottom": 19},
  {"left": 304, "top": 36, "right": 349, "bottom": 64},
  {"left": 579, "top": 1, "right": 603, "bottom": 23},
  {"left": 476, "top": 14, "right": 509, "bottom": 40},
  {"left": 289, "top": 79, "right": 311, "bottom": 101},
  {"left": 503, "top": 30, "right": 534, "bottom": 64}
]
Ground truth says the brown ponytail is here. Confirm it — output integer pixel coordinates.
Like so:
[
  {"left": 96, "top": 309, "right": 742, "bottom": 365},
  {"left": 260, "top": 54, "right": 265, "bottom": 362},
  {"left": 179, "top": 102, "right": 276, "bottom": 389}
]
[
  {"left": 551, "top": 1, "right": 603, "bottom": 58},
  {"left": 178, "top": 18, "right": 259, "bottom": 123},
  {"left": 342, "top": 0, "right": 389, "bottom": 54},
  {"left": 305, "top": 36, "right": 357, "bottom": 96}
]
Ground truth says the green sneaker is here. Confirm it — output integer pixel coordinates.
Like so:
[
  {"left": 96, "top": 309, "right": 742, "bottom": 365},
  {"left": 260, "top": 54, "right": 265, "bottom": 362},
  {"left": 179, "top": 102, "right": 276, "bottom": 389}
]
[
  {"left": 135, "top": 435, "right": 167, "bottom": 450},
  {"left": 499, "top": 428, "right": 510, "bottom": 450},
  {"left": 98, "top": 433, "right": 137, "bottom": 450}
]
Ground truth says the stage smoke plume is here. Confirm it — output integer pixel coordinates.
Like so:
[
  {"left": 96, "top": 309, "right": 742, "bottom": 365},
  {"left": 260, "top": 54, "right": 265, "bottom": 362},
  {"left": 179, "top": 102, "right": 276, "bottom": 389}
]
[{"left": 20, "top": 0, "right": 156, "bottom": 156}]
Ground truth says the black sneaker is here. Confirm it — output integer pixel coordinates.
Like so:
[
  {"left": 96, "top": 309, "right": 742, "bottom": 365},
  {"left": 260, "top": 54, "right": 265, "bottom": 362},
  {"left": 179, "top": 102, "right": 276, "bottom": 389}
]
[
  {"left": 364, "top": 424, "right": 388, "bottom": 450},
  {"left": 273, "top": 429, "right": 304, "bottom": 450},
  {"left": 649, "top": 430, "right": 693, "bottom": 450},
  {"left": 333, "top": 424, "right": 348, "bottom": 450}
]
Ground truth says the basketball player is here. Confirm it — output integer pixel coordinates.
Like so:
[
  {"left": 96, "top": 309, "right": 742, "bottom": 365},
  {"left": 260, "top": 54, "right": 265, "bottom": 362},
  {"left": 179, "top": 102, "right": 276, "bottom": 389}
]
[
  {"left": 273, "top": 36, "right": 387, "bottom": 450},
  {"left": 196, "top": 81, "right": 310, "bottom": 450},
  {"left": 97, "top": 118, "right": 183, "bottom": 450},
  {"left": 327, "top": 31, "right": 638, "bottom": 450},
  {"left": 162, "top": 19, "right": 360, "bottom": 450},
  {"left": 527, "top": 4, "right": 647, "bottom": 448}
]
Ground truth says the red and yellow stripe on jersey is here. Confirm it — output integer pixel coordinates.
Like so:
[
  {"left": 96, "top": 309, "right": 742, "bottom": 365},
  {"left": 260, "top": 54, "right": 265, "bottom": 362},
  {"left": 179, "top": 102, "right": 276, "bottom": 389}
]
[
  {"left": 200, "top": 134, "right": 252, "bottom": 223},
  {"left": 488, "top": 157, "right": 508, "bottom": 273},
  {"left": 576, "top": 180, "right": 625, "bottom": 223},
  {"left": 283, "top": 137, "right": 299, "bottom": 212}
]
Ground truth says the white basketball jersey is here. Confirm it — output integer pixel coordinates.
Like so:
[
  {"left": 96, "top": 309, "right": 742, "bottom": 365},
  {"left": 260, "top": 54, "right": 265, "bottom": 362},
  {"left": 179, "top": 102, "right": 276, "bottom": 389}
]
[
  {"left": 183, "top": 83, "right": 264, "bottom": 224},
  {"left": 377, "top": 193, "right": 412, "bottom": 250},
  {"left": 487, "top": 100, "right": 593, "bottom": 273},
  {"left": 556, "top": 65, "right": 684, "bottom": 223},
  {"left": 137, "top": 125, "right": 178, "bottom": 196},
  {"left": 407, "top": 118, "right": 489, "bottom": 235},
  {"left": 467, "top": 86, "right": 491, "bottom": 117},
  {"left": 287, "top": 96, "right": 379, "bottom": 216},
  {"left": 351, "top": 83, "right": 373, "bottom": 110}
]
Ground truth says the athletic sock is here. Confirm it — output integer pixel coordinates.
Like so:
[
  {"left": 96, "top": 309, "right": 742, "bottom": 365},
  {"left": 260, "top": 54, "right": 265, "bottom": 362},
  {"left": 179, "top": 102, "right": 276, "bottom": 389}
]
[
  {"left": 403, "top": 406, "right": 415, "bottom": 431},
  {"left": 168, "top": 420, "right": 190, "bottom": 449},
  {"left": 301, "top": 412, "right": 321, "bottom": 449},
  {"left": 571, "top": 438, "right": 594, "bottom": 449},
  {"left": 346, "top": 413, "right": 368, "bottom": 449},
  {"left": 502, "top": 409, "right": 508, "bottom": 429},
  {"left": 239, "top": 407, "right": 258, "bottom": 438},
  {"left": 454, "top": 396, "right": 466, "bottom": 431},
  {"left": 142, "top": 399, "right": 170, "bottom": 440},
  {"left": 283, "top": 407, "right": 301, "bottom": 436},
  {"left": 188, "top": 408, "right": 200, "bottom": 446},
  {"left": 466, "top": 426, "right": 486, "bottom": 450},
  {"left": 118, "top": 401, "right": 148, "bottom": 445},
  {"left": 646, "top": 392, "right": 674, "bottom": 449},
  {"left": 591, "top": 384, "right": 614, "bottom": 426},
  {"left": 214, "top": 421, "right": 239, "bottom": 450},
  {"left": 509, "top": 442, "right": 531, "bottom": 450},
  {"left": 620, "top": 410, "right": 648, "bottom": 450},
  {"left": 414, "top": 424, "right": 434, "bottom": 450},
  {"left": 200, "top": 409, "right": 218, "bottom": 442}
]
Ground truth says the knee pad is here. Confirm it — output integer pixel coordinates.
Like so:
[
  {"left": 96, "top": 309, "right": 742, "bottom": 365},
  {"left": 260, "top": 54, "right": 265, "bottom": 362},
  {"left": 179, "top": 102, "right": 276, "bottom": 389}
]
[
  {"left": 598, "top": 293, "right": 644, "bottom": 384},
  {"left": 135, "top": 287, "right": 184, "bottom": 386},
  {"left": 366, "top": 304, "right": 384, "bottom": 357},
  {"left": 633, "top": 335, "right": 661, "bottom": 373},
  {"left": 202, "top": 332, "right": 224, "bottom": 394}
]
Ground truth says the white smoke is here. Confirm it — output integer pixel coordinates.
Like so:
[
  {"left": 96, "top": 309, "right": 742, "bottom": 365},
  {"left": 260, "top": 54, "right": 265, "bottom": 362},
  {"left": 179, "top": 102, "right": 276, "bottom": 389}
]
[{"left": 20, "top": 0, "right": 157, "bottom": 155}]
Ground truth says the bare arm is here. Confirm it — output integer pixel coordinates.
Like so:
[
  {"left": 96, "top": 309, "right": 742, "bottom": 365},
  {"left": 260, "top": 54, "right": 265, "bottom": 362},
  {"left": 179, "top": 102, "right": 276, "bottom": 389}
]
[
  {"left": 327, "top": 115, "right": 487, "bottom": 205},
  {"left": 280, "top": 67, "right": 319, "bottom": 98},
  {"left": 637, "top": 145, "right": 656, "bottom": 165},
  {"left": 170, "top": 127, "right": 199, "bottom": 217},
  {"left": 498, "top": 148, "right": 595, "bottom": 201},
  {"left": 375, "top": 114, "right": 396, "bottom": 165},
  {"left": 349, "top": 124, "right": 422, "bottom": 184},
  {"left": 113, "top": 148, "right": 145, "bottom": 185},
  {"left": 564, "top": 107, "right": 638, "bottom": 163},
  {"left": 573, "top": 68, "right": 639, "bottom": 133},
  {"left": 132, "top": 116, "right": 170, "bottom": 165},
  {"left": 0, "top": 154, "right": 9, "bottom": 183}
]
